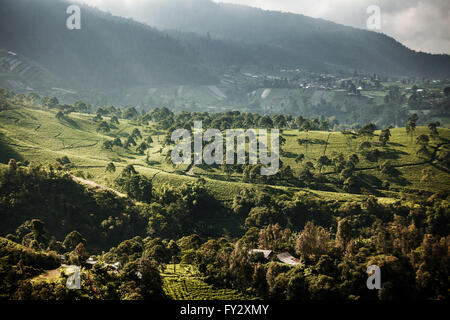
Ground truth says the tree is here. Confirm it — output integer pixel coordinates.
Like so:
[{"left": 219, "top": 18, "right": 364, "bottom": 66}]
[
  {"left": 379, "top": 128, "right": 391, "bottom": 146},
  {"left": 167, "top": 240, "right": 180, "bottom": 263},
  {"left": 273, "top": 114, "right": 287, "bottom": 128},
  {"left": 295, "top": 115, "right": 305, "bottom": 128},
  {"left": 336, "top": 218, "right": 352, "bottom": 251},
  {"left": 122, "top": 165, "right": 137, "bottom": 176},
  {"left": 278, "top": 165, "right": 294, "bottom": 181},
  {"left": 295, "top": 153, "right": 305, "bottom": 163},
  {"left": 295, "top": 221, "right": 331, "bottom": 261},
  {"left": 47, "top": 97, "right": 59, "bottom": 108},
  {"left": 428, "top": 122, "right": 440, "bottom": 137},
  {"left": 420, "top": 167, "right": 434, "bottom": 185},
  {"left": 279, "top": 135, "right": 286, "bottom": 147},
  {"left": 258, "top": 115, "right": 273, "bottom": 128},
  {"left": 252, "top": 263, "right": 268, "bottom": 297},
  {"left": 63, "top": 231, "right": 86, "bottom": 252},
  {"left": 115, "top": 166, "right": 152, "bottom": 203},
  {"left": 122, "top": 106, "right": 138, "bottom": 120},
  {"left": 112, "top": 137, "right": 123, "bottom": 148},
  {"left": 121, "top": 258, "right": 164, "bottom": 299},
  {"left": 258, "top": 224, "right": 292, "bottom": 252},
  {"left": 379, "top": 161, "right": 399, "bottom": 177},
  {"left": 136, "top": 142, "right": 148, "bottom": 155},
  {"left": 415, "top": 134, "right": 430, "bottom": 147},
  {"left": 131, "top": 128, "right": 142, "bottom": 140},
  {"left": 8, "top": 158, "right": 17, "bottom": 171},
  {"left": 406, "top": 114, "right": 418, "bottom": 142},
  {"left": 102, "top": 140, "right": 113, "bottom": 150},
  {"left": 317, "top": 155, "right": 331, "bottom": 173},
  {"left": 286, "top": 268, "right": 309, "bottom": 300},
  {"left": 348, "top": 154, "right": 359, "bottom": 168},
  {"left": 55, "top": 111, "right": 64, "bottom": 120},
  {"left": 300, "top": 120, "right": 311, "bottom": 133},
  {"left": 96, "top": 121, "right": 111, "bottom": 134},
  {"left": 358, "top": 123, "right": 377, "bottom": 139},
  {"left": 444, "top": 86, "right": 450, "bottom": 97},
  {"left": 124, "top": 136, "right": 136, "bottom": 149},
  {"left": 106, "top": 162, "right": 116, "bottom": 173},
  {"left": 93, "top": 113, "right": 103, "bottom": 122},
  {"left": 110, "top": 116, "right": 120, "bottom": 125},
  {"left": 228, "top": 242, "right": 254, "bottom": 288},
  {"left": 70, "top": 242, "right": 89, "bottom": 265},
  {"left": 74, "top": 101, "right": 89, "bottom": 113}
]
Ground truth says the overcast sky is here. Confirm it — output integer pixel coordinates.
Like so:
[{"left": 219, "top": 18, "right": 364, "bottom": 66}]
[{"left": 75, "top": 0, "right": 450, "bottom": 54}]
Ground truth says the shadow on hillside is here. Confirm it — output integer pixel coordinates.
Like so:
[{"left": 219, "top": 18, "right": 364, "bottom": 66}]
[
  {"left": 378, "top": 148, "right": 408, "bottom": 160},
  {"left": 357, "top": 173, "right": 385, "bottom": 196},
  {"left": 0, "top": 137, "right": 24, "bottom": 164},
  {"left": 59, "top": 117, "right": 82, "bottom": 130},
  {"left": 118, "top": 132, "right": 130, "bottom": 138},
  {"left": 197, "top": 173, "right": 240, "bottom": 182},
  {"left": 146, "top": 160, "right": 161, "bottom": 166},
  {"left": 120, "top": 154, "right": 137, "bottom": 160},
  {"left": 281, "top": 151, "right": 297, "bottom": 158},
  {"left": 64, "top": 118, "right": 82, "bottom": 130},
  {"left": 388, "top": 142, "right": 406, "bottom": 147},
  {"left": 386, "top": 174, "right": 411, "bottom": 186},
  {"left": 430, "top": 162, "right": 450, "bottom": 174}
]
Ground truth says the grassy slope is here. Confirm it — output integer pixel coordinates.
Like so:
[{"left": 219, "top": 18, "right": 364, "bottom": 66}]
[
  {"left": 0, "top": 105, "right": 449, "bottom": 203},
  {"left": 1, "top": 106, "right": 449, "bottom": 299}
]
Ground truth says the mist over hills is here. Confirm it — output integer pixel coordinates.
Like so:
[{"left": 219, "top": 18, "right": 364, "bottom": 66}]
[
  {"left": 0, "top": 0, "right": 216, "bottom": 92},
  {"left": 0, "top": 0, "right": 449, "bottom": 103},
  {"left": 133, "top": 0, "right": 450, "bottom": 77}
]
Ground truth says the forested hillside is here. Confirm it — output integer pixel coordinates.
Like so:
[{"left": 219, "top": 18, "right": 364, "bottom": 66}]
[
  {"left": 131, "top": 0, "right": 450, "bottom": 76},
  {"left": 0, "top": 89, "right": 448, "bottom": 300},
  {"left": 0, "top": 0, "right": 216, "bottom": 92},
  {"left": 1, "top": 0, "right": 450, "bottom": 100}
]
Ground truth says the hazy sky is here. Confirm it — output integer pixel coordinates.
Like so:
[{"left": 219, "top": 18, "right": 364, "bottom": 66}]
[{"left": 75, "top": 0, "right": 450, "bottom": 54}]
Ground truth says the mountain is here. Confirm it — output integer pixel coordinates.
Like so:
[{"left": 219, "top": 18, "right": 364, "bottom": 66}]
[
  {"left": 1, "top": 0, "right": 449, "bottom": 106},
  {"left": 0, "top": 49, "right": 60, "bottom": 92},
  {"left": 0, "top": 0, "right": 216, "bottom": 93},
  {"left": 131, "top": 0, "right": 450, "bottom": 77}
]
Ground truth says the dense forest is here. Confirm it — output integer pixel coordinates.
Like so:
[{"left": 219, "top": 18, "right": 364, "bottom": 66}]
[
  {"left": 0, "top": 88, "right": 448, "bottom": 300},
  {"left": 0, "top": 158, "right": 448, "bottom": 300},
  {"left": 0, "top": 0, "right": 216, "bottom": 92},
  {"left": 0, "top": 0, "right": 449, "bottom": 304},
  {"left": 117, "top": 0, "right": 450, "bottom": 77}
]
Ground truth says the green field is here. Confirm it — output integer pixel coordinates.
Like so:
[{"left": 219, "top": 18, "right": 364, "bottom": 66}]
[
  {"left": 0, "top": 105, "right": 449, "bottom": 203},
  {"left": 161, "top": 264, "right": 258, "bottom": 300}
]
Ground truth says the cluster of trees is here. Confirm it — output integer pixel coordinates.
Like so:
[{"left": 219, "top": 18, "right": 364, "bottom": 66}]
[
  {"left": 2, "top": 234, "right": 165, "bottom": 300},
  {"left": 0, "top": 160, "right": 235, "bottom": 249},
  {"left": 0, "top": 161, "right": 147, "bottom": 252},
  {"left": 101, "top": 126, "right": 152, "bottom": 155},
  {"left": 184, "top": 191, "right": 449, "bottom": 300},
  {"left": 114, "top": 165, "right": 152, "bottom": 203},
  {"left": 0, "top": 157, "right": 448, "bottom": 300},
  {"left": 137, "top": 107, "right": 332, "bottom": 135}
]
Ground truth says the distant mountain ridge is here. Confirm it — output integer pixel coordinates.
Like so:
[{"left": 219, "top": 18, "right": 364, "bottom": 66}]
[
  {"left": 0, "top": 0, "right": 216, "bottom": 92},
  {"left": 134, "top": 0, "right": 450, "bottom": 77},
  {"left": 0, "top": 0, "right": 449, "bottom": 101}
]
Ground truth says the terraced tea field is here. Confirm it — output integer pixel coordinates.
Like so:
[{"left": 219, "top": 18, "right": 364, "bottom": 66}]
[{"left": 161, "top": 264, "right": 259, "bottom": 300}]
